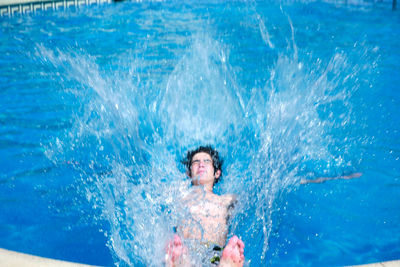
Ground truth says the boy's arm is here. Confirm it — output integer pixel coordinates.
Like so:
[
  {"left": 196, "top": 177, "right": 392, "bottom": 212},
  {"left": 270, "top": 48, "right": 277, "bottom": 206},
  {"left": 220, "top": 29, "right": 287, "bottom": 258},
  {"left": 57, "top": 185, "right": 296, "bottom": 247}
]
[
  {"left": 225, "top": 194, "right": 237, "bottom": 208},
  {"left": 222, "top": 194, "right": 238, "bottom": 220},
  {"left": 224, "top": 194, "right": 238, "bottom": 229},
  {"left": 300, "top": 172, "right": 362, "bottom": 185}
]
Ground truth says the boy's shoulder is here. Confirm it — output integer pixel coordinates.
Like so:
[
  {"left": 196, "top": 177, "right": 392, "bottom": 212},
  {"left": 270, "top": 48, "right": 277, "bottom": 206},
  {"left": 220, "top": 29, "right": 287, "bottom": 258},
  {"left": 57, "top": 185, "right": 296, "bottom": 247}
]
[{"left": 219, "top": 193, "right": 237, "bottom": 207}]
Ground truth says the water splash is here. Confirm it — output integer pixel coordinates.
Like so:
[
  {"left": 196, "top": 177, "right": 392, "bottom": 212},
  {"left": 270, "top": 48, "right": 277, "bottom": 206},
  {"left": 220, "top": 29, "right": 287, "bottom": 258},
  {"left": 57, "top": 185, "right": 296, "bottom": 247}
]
[
  {"left": 230, "top": 51, "right": 356, "bottom": 261},
  {"left": 38, "top": 11, "right": 372, "bottom": 264},
  {"left": 157, "top": 33, "right": 245, "bottom": 148}
]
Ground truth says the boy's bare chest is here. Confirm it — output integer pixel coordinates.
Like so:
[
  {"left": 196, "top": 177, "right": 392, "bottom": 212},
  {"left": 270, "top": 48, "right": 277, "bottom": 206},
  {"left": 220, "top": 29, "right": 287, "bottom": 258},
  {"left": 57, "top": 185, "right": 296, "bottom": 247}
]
[
  {"left": 187, "top": 197, "right": 228, "bottom": 220},
  {"left": 179, "top": 192, "right": 234, "bottom": 245}
]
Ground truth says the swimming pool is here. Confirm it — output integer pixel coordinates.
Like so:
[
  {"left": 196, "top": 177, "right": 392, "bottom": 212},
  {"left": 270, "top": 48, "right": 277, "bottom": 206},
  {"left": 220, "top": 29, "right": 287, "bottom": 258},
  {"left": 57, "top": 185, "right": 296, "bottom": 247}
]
[{"left": 1, "top": 0, "right": 399, "bottom": 266}]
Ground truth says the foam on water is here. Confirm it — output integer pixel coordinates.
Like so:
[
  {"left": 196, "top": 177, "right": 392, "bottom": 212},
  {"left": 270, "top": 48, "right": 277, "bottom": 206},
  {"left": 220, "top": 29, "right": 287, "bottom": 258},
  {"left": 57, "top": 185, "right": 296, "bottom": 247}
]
[{"left": 38, "top": 5, "right": 377, "bottom": 265}]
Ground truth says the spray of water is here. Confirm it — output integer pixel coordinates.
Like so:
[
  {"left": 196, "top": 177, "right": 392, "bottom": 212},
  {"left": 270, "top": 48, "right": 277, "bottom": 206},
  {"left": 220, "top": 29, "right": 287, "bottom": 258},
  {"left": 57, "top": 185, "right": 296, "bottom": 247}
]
[{"left": 38, "top": 8, "right": 371, "bottom": 264}]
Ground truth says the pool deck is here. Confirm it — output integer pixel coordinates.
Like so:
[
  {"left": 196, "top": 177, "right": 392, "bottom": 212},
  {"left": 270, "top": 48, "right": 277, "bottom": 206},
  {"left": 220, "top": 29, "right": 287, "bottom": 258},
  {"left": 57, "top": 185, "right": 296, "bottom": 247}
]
[
  {"left": 1, "top": 247, "right": 399, "bottom": 267},
  {"left": 0, "top": 248, "right": 98, "bottom": 267},
  {"left": 0, "top": 0, "right": 42, "bottom": 6},
  {"left": 0, "top": 0, "right": 109, "bottom": 6}
]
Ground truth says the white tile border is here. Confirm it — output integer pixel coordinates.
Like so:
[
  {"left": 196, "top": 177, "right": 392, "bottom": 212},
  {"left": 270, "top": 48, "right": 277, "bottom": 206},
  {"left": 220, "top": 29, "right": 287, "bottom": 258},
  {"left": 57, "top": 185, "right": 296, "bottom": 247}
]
[{"left": 0, "top": 0, "right": 112, "bottom": 16}]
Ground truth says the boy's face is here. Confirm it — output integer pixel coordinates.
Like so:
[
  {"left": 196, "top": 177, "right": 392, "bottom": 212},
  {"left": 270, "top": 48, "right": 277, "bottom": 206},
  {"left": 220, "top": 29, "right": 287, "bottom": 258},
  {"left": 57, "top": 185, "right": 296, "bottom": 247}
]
[{"left": 189, "top": 152, "right": 221, "bottom": 185}]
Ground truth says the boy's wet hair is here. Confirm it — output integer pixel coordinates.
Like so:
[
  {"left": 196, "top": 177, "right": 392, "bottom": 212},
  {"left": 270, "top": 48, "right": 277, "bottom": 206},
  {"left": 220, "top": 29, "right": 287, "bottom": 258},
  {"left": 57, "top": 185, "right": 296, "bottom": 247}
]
[{"left": 182, "top": 145, "right": 223, "bottom": 184}]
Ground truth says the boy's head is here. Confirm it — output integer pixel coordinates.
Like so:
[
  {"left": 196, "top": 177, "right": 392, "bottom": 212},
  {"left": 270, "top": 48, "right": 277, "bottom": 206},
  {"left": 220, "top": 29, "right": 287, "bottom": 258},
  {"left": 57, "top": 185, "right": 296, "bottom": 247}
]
[{"left": 182, "top": 145, "right": 223, "bottom": 184}]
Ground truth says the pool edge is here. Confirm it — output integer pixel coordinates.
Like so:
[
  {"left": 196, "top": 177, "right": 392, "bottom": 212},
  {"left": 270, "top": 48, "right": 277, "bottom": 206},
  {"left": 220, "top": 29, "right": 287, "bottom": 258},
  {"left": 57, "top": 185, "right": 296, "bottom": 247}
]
[
  {"left": 1, "top": 0, "right": 47, "bottom": 6},
  {"left": 0, "top": 248, "right": 99, "bottom": 267},
  {"left": 349, "top": 260, "right": 400, "bottom": 267},
  {"left": 1, "top": 247, "right": 400, "bottom": 267}
]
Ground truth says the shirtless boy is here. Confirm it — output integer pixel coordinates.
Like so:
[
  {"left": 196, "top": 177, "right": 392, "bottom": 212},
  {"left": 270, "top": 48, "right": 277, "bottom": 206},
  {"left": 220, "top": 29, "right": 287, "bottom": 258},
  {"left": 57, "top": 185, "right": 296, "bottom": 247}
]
[
  {"left": 164, "top": 146, "right": 361, "bottom": 266},
  {"left": 166, "top": 146, "right": 245, "bottom": 267}
]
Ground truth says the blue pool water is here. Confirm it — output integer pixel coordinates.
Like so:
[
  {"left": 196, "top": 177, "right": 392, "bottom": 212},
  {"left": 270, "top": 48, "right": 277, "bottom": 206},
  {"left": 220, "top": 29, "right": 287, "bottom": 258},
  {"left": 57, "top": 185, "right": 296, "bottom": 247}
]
[{"left": 1, "top": 0, "right": 400, "bottom": 266}]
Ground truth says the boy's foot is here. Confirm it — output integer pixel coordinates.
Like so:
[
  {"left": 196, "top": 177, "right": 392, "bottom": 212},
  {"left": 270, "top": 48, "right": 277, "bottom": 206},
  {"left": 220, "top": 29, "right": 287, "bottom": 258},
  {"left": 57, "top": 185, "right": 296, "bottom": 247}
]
[
  {"left": 219, "top": 235, "right": 245, "bottom": 267},
  {"left": 165, "top": 234, "right": 188, "bottom": 267}
]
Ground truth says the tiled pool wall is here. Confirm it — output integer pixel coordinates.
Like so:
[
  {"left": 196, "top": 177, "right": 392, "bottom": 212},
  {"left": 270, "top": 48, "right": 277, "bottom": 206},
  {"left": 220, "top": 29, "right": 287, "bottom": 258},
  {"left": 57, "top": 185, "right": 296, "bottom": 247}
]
[{"left": 0, "top": 0, "right": 112, "bottom": 17}]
